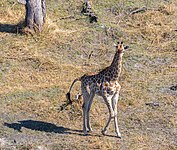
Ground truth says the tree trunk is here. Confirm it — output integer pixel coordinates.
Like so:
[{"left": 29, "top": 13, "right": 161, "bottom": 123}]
[{"left": 18, "top": 0, "right": 46, "bottom": 32}]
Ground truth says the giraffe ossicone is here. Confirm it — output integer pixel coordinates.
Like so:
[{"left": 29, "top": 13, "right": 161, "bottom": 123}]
[{"left": 66, "top": 41, "right": 128, "bottom": 138}]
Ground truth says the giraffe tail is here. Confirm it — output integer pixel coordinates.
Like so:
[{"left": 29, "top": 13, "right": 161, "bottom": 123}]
[{"left": 66, "top": 78, "right": 81, "bottom": 104}]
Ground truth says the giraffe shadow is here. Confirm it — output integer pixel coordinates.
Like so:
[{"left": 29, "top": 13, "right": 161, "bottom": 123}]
[
  {"left": 4, "top": 119, "right": 103, "bottom": 137},
  {"left": 4, "top": 119, "right": 82, "bottom": 135}
]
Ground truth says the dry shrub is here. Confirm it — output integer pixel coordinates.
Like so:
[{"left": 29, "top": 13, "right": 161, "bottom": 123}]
[
  {"left": 123, "top": 3, "right": 177, "bottom": 51},
  {"left": 158, "top": 3, "right": 176, "bottom": 15},
  {"left": 0, "top": 2, "right": 25, "bottom": 23}
]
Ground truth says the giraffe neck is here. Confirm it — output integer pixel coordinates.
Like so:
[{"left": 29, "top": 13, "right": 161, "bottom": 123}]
[{"left": 109, "top": 51, "right": 124, "bottom": 80}]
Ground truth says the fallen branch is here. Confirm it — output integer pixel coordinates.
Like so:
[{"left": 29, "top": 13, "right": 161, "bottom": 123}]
[
  {"left": 145, "top": 102, "right": 160, "bottom": 107},
  {"left": 81, "top": 0, "right": 98, "bottom": 23},
  {"left": 170, "top": 84, "right": 177, "bottom": 91},
  {"left": 129, "top": 6, "right": 147, "bottom": 15}
]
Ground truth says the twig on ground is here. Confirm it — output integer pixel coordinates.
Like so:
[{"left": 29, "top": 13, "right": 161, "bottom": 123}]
[
  {"left": 129, "top": 6, "right": 147, "bottom": 15},
  {"left": 60, "top": 15, "right": 75, "bottom": 20},
  {"left": 145, "top": 102, "right": 160, "bottom": 107},
  {"left": 88, "top": 51, "right": 93, "bottom": 59}
]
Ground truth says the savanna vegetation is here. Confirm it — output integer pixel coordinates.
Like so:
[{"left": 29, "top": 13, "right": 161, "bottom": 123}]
[{"left": 0, "top": 0, "right": 177, "bottom": 149}]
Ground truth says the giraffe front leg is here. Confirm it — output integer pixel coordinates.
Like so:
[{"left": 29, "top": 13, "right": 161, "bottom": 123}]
[
  {"left": 102, "top": 95, "right": 114, "bottom": 135},
  {"left": 102, "top": 114, "right": 112, "bottom": 135},
  {"left": 114, "top": 114, "right": 121, "bottom": 138},
  {"left": 112, "top": 91, "right": 121, "bottom": 138}
]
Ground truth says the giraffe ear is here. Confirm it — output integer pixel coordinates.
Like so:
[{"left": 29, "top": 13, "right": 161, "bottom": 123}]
[
  {"left": 114, "top": 43, "right": 118, "bottom": 48},
  {"left": 124, "top": 45, "right": 129, "bottom": 50}
]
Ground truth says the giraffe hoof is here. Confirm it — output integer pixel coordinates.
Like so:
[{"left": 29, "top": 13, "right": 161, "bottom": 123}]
[
  {"left": 87, "top": 127, "right": 93, "bottom": 132},
  {"left": 88, "top": 129, "right": 93, "bottom": 132},
  {"left": 101, "top": 130, "right": 107, "bottom": 135},
  {"left": 84, "top": 131, "right": 88, "bottom": 136},
  {"left": 117, "top": 134, "right": 121, "bottom": 138}
]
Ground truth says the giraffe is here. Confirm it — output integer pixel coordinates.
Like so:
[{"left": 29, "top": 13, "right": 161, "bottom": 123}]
[{"left": 66, "top": 41, "right": 128, "bottom": 138}]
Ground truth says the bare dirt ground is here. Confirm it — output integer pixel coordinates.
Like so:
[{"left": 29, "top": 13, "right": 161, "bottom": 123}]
[{"left": 0, "top": 0, "right": 177, "bottom": 149}]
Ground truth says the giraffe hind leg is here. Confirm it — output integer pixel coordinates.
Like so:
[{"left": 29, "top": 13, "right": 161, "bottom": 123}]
[
  {"left": 86, "top": 91, "right": 95, "bottom": 132},
  {"left": 82, "top": 86, "right": 90, "bottom": 135}
]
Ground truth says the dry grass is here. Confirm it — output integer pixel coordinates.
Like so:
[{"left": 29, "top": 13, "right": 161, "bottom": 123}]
[{"left": 0, "top": 0, "right": 177, "bottom": 149}]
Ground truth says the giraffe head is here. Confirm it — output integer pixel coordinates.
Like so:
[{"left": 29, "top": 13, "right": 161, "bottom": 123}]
[{"left": 114, "top": 41, "right": 129, "bottom": 53}]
